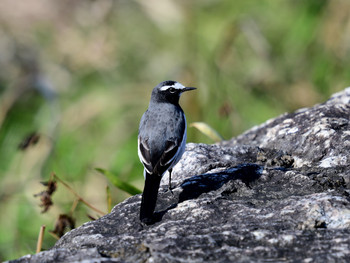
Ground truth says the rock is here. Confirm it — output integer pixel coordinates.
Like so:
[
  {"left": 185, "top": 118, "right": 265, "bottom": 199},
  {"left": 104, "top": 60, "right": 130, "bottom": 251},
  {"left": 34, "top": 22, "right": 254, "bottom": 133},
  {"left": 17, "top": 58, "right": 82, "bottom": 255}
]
[{"left": 9, "top": 88, "right": 350, "bottom": 263}]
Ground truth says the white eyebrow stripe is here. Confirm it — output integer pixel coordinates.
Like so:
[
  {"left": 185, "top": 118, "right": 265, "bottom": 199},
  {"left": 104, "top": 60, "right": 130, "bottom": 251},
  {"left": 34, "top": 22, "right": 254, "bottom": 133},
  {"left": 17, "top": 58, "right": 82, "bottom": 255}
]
[
  {"left": 159, "top": 85, "right": 173, "bottom": 91},
  {"left": 160, "top": 82, "right": 185, "bottom": 91},
  {"left": 174, "top": 82, "right": 185, "bottom": 90}
]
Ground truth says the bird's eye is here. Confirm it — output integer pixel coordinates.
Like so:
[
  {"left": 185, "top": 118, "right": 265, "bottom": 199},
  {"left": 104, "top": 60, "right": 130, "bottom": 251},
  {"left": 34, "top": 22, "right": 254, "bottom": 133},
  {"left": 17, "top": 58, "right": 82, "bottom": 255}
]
[{"left": 169, "top": 88, "right": 176, "bottom": 93}]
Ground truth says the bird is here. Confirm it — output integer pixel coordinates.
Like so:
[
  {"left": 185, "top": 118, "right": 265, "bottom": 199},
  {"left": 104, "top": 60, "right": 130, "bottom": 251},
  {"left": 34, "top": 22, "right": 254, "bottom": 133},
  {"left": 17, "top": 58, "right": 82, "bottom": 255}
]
[{"left": 138, "top": 80, "right": 196, "bottom": 224}]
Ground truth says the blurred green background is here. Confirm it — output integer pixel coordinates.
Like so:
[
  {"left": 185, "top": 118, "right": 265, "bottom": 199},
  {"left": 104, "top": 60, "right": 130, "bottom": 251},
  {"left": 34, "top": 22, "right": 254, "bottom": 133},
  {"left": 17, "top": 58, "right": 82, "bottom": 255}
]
[{"left": 1, "top": 0, "right": 350, "bottom": 261}]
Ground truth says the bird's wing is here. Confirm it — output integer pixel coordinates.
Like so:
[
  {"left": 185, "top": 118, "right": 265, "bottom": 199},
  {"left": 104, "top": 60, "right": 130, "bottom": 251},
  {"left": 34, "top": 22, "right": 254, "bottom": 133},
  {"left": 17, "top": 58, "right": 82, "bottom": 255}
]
[
  {"left": 138, "top": 106, "right": 186, "bottom": 177},
  {"left": 138, "top": 137, "right": 179, "bottom": 176},
  {"left": 138, "top": 137, "right": 153, "bottom": 174},
  {"left": 153, "top": 139, "right": 179, "bottom": 175}
]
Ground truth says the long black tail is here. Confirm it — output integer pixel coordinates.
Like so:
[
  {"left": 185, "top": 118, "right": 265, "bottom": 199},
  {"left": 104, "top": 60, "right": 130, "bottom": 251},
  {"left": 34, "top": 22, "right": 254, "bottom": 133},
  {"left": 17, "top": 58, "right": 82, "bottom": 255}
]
[{"left": 140, "top": 172, "right": 162, "bottom": 224}]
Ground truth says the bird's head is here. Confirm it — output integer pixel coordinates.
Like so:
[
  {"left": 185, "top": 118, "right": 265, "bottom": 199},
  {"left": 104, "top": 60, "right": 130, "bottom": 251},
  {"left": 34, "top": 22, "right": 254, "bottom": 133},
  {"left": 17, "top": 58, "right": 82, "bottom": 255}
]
[{"left": 151, "top": 80, "right": 196, "bottom": 104}]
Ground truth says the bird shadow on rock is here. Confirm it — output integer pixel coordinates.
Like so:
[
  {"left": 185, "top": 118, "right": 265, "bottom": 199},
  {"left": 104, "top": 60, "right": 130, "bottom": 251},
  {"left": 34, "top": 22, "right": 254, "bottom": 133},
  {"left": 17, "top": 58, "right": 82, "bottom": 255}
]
[{"left": 153, "top": 163, "right": 263, "bottom": 223}]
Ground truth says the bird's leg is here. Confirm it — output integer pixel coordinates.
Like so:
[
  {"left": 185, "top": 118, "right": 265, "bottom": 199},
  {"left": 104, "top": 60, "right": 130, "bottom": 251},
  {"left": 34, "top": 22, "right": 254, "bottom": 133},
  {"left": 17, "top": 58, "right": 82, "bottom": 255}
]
[{"left": 168, "top": 168, "right": 174, "bottom": 194}]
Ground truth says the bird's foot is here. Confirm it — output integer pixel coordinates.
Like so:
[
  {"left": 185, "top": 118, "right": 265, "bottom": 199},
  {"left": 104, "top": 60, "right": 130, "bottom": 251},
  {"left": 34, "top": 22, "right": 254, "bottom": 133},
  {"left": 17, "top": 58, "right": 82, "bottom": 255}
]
[
  {"left": 163, "top": 184, "right": 174, "bottom": 195},
  {"left": 168, "top": 185, "right": 174, "bottom": 195}
]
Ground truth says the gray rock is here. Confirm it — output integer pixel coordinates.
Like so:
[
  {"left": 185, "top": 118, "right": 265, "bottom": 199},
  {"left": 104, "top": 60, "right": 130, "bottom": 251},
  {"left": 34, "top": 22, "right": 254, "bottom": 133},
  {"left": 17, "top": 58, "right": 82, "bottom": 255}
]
[{"left": 9, "top": 88, "right": 350, "bottom": 263}]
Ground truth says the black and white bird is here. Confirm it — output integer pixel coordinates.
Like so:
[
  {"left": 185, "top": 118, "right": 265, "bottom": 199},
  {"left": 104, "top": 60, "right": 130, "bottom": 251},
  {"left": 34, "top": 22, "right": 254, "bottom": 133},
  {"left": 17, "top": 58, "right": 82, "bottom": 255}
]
[{"left": 138, "top": 80, "right": 196, "bottom": 224}]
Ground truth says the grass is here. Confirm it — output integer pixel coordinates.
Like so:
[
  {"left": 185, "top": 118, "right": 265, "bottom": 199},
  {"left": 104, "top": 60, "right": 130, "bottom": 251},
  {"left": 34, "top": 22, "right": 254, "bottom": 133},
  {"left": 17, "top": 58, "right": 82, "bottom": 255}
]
[{"left": 1, "top": 0, "right": 350, "bottom": 261}]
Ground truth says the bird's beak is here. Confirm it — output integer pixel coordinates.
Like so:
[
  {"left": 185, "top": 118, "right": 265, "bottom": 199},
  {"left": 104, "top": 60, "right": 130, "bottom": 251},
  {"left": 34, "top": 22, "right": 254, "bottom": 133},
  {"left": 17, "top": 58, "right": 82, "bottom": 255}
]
[{"left": 183, "top": 87, "right": 196, "bottom": 92}]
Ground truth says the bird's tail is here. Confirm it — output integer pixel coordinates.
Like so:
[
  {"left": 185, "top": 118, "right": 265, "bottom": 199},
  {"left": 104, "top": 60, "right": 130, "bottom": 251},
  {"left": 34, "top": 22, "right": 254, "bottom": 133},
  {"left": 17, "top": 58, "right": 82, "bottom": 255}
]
[{"left": 140, "top": 172, "right": 162, "bottom": 224}]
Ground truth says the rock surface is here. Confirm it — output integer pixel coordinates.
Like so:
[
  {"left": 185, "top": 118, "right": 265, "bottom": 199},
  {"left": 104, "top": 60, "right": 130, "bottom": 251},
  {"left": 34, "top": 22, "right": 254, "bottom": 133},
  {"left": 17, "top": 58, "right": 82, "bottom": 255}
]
[{"left": 9, "top": 88, "right": 350, "bottom": 263}]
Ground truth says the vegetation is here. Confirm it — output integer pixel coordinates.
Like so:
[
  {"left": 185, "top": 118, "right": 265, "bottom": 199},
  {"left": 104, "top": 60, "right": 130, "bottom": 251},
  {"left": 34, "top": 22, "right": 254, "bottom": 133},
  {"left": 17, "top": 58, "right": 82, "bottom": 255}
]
[{"left": 1, "top": 0, "right": 350, "bottom": 261}]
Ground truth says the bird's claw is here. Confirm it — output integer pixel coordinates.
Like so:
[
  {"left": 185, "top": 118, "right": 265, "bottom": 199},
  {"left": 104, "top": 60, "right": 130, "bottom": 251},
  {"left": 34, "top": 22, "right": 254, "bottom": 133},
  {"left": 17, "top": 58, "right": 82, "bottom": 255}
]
[{"left": 168, "top": 185, "right": 174, "bottom": 195}]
